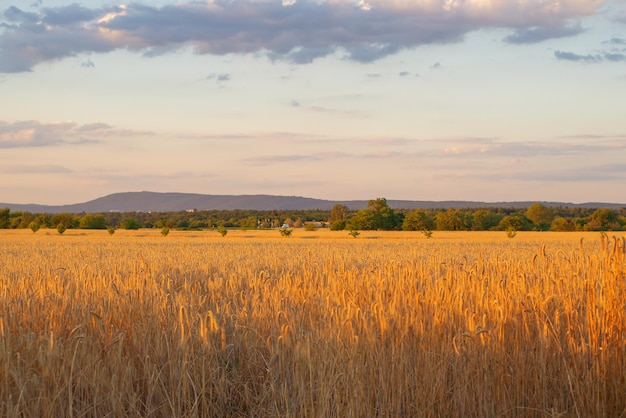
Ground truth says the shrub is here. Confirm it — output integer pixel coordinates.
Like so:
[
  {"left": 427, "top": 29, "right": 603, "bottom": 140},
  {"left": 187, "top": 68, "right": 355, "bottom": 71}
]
[
  {"left": 29, "top": 222, "right": 40, "bottom": 233},
  {"left": 330, "top": 220, "right": 346, "bottom": 231}
]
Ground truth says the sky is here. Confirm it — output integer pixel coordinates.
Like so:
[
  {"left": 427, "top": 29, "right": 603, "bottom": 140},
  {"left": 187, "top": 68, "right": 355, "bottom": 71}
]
[{"left": 1, "top": 0, "right": 625, "bottom": 205}]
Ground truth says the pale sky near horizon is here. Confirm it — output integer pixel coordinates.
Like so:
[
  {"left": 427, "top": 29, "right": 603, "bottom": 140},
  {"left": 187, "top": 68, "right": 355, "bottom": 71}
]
[{"left": 1, "top": 0, "right": 625, "bottom": 205}]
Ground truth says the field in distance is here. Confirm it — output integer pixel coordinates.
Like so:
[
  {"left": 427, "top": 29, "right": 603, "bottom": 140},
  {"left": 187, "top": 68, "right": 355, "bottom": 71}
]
[{"left": 1, "top": 230, "right": 625, "bottom": 416}]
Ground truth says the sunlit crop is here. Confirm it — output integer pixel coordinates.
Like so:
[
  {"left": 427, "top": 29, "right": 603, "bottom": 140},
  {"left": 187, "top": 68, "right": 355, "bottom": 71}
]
[{"left": 1, "top": 229, "right": 624, "bottom": 416}]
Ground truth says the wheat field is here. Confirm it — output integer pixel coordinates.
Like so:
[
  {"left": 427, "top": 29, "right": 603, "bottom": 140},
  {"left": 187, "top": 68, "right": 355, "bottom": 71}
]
[{"left": 0, "top": 229, "right": 625, "bottom": 417}]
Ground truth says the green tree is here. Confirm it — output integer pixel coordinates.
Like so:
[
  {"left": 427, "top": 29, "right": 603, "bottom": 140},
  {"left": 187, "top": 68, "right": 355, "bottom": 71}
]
[
  {"left": 347, "top": 209, "right": 375, "bottom": 230},
  {"left": 367, "top": 198, "right": 402, "bottom": 230},
  {"left": 29, "top": 222, "right": 40, "bottom": 233},
  {"left": 122, "top": 217, "right": 141, "bottom": 230},
  {"left": 585, "top": 208, "right": 620, "bottom": 231},
  {"left": 56, "top": 223, "right": 66, "bottom": 234},
  {"left": 217, "top": 225, "right": 228, "bottom": 237},
  {"left": 497, "top": 214, "right": 532, "bottom": 231},
  {"left": 240, "top": 216, "right": 257, "bottom": 230},
  {"left": 472, "top": 209, "right": 502, "bottom": 231},
  {"left": 17, "top": 212, "right": 35, "bottom": 229},
  {"left": 79, "top": 214, "right": 107, "bottom": 229},
  {"left": 330, "top": 220, "right": 346, "bottom": 231},
  {"left": 329, "top": 204, "right": 349, "bottom": 224},
  {"left": 51, "top": 213, "right": 78, "bottom": 230},
  {"left": 435, "top": 209, "right": 466, "bottom": 230},
  {"left": 550, "top": 216, "right": 575, "bottom": 232},
  {"left": 161, "top": 226, "right": 170, "bottom": 236},
  {"left": 402, "top": 209, "right": 434, "bottom": 231},
  {"left": 0, "top": 208, "right": 10, "bottom": 228},
  {"left": 525, "top": 203, "right": 554, "bottom": 231},
  {"left": 279, "top": 228, "right": 292, "bottom": 237},
  {"left": 107, "top": 226, "right": 116, "bottom": 236}
]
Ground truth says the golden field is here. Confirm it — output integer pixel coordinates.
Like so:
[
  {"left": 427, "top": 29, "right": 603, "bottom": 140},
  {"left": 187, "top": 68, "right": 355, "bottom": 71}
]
[{"left": 0, "top": 229, "right": 625, "bottom": 417}]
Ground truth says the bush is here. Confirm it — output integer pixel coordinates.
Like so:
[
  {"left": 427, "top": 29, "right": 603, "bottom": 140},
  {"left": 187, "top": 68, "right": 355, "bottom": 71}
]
[
  {"left": 56, "top": 224, "right": 66, "bottom": 234},
  {"left": 29, "top": 222, "right": 40, "bottom": 233},
  {"left": 330, "top": 220, "right": 346, "bottom": 231},
  {"left": 506, "top": 227, "right": 517, "bottom": 238}
]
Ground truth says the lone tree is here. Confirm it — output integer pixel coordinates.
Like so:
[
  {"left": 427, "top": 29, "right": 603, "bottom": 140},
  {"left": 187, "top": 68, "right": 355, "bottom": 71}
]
[
  {"left": 29, "top": 222, "right": 40, "bottom": 233},
  {"left": 217, "top": 225, "right": 228, "bottom": 237}
]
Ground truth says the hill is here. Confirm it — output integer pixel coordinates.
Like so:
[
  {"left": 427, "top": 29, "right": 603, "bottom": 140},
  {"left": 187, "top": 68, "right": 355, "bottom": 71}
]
[{"left": 1, "top": 191, "right": 624, "bottom": 213}]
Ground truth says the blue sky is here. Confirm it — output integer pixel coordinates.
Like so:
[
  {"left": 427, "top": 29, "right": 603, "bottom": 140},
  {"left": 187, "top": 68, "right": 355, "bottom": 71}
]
[{"left": 1, "top": 0, "right": 625, "bottom": 205}]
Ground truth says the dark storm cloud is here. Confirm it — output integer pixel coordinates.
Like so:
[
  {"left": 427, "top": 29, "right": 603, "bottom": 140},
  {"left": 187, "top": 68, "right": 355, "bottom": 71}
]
[{"left": 0, "top": 0, "right": 602, "bottom": 73}]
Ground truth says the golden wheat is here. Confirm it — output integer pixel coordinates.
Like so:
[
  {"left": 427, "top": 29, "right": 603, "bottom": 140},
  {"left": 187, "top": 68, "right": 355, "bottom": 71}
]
[{"left": 0, "top": 229, "right": 624, "bottom": 417}]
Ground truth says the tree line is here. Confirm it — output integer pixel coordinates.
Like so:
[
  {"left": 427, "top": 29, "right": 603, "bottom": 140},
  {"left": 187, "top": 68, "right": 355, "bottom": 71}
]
[{"left": 1, "top": 200, "right": 625, "bottom": 232}]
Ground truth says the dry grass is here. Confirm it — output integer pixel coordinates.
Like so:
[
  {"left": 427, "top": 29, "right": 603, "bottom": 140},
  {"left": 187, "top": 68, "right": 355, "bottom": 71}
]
[{"left": 0, "top": 229, "right": 625, "bottom": 417}]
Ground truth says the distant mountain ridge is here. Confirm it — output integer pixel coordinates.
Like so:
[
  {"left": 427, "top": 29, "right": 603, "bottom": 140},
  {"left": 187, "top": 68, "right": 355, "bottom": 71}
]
[{"left": 1, "top": 191, "right": 625, "bottom": 214}]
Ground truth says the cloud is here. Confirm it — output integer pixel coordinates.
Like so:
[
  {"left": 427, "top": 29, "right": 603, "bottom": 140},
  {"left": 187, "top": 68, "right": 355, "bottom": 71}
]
[
  {"left": 0, "top": 164, "right": 73, "bottom": 174},
  {"left": 0, "top": 120, "right": 152, "bottom": 148},
  {"left": 604, "top": 52, "right": 626, "bottom": 62},
  {"left": 554, "top": 50, "right": 602, "bottom": 62},
  {"left": 0, "top": 0, "right": 603, "bottom": 73},
  {"left": 242, "top": 150, "right": 411, "bottom": 166},
  {"left": 436, "top": 136, "right": 626, "bottom": 159},
  {"left": 205, "top": 73, "right": 231, "bottom": 82},
  {"left": 504, "top": 23, "right": 584, "bottom": 44},
  {"left": 554, "top": 49, "right": 626, "bottom": 63},
  {"left": 81, "top": 59, "right": 95, "bottom": 68},
  {"left": 604, "top": 37, "right": 626, "bottom": 45}
]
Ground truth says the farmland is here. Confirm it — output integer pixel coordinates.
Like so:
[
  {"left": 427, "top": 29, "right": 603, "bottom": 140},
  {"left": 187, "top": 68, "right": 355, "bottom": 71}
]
[{"left": 1, "top": 229, "right": 625, "bottom": 417}]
